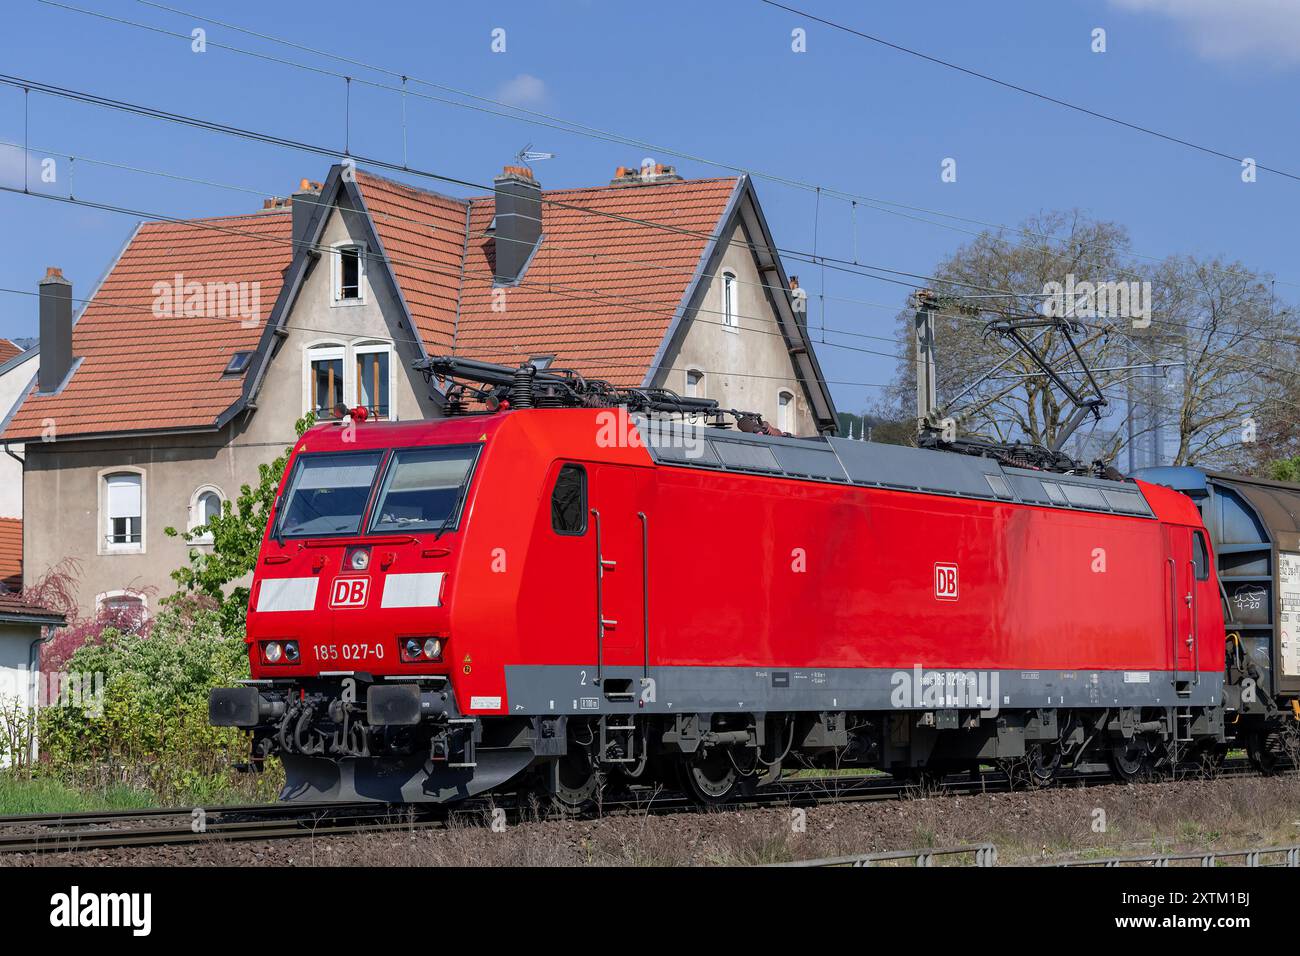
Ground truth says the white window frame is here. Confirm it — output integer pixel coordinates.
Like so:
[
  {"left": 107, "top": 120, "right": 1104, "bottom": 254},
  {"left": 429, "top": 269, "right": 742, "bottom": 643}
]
[
  {"left": 188, "top": 485, "right": 225, "bottom": 546},
  {"left": 305, "top": 342, "right": 347, "bottom": 419},
  {"left": 777, "top": 390, "right": 795, "bottom": 433},
  {"left": 98, "top": 467, "right": 146, "bottom": 555},
  {"left": 95, "top": 590, "right": 149, "bottom": 613},
  {"left": 303, "top": 339, "right": 397, "bottom": 421},
  {"left": 353, "top": 341, "right": 396, "bottom": 421},
  {"left": 330, "top": 241, "right": 367, "bottom": 306},
  {"left": 721, "top": 270, "right": 739, "bottom": 332},
  {"left": 94, "top": 590, "right": 149, "bottom": 630},
  {"left": 684, "top": 367, "right": 705, "bottom": 399}
]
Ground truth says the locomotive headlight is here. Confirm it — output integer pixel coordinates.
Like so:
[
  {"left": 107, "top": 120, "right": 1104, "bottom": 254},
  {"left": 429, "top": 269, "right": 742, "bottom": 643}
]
[
  {"left": 264, "top": 641, "right": 283, "bottom": 664},
  {"left": 283, "top": 641, "right": 300, "bottom": 663},
  {"left": 346, "top": 546, "right": 371, "bottom": 571},
  {"left": 422, "top": 637, "right": 443, "bottom": 661},
  {"left": 404, "top": 638, "right": 423, "bottom": 659}
]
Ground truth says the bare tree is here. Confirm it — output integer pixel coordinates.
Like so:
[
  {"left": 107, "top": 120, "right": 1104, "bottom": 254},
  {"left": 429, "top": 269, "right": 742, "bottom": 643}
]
[
  {"left": 1145, "top": 255, "right": 1300, "bottom": 468},
  {"left": 879, "top": 212, "right": 1300, "bottom": 470}
]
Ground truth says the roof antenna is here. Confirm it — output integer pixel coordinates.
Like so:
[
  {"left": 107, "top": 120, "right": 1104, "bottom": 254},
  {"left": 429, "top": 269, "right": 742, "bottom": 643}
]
[{"left": 515, "top": 143, "right": 555, "bottom": 172}]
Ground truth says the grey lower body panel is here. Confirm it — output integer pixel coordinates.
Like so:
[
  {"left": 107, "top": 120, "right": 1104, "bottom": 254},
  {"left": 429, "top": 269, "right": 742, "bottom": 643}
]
[
  {"left": 279, "top": 747, "right": 535, "bottom": 804},
  {"left": 503, "top": 664, "right": 1223, "bottom": 716}
]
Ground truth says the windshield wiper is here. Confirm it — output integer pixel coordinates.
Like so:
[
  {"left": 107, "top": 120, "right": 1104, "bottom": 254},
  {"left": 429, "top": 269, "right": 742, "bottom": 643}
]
[{"left": 433, "top": 468, "right": 474, "bottom": 541}]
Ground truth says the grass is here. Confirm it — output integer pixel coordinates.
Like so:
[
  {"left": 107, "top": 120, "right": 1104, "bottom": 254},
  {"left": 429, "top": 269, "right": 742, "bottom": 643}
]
[
  {"left": 0, "top": 765, "right": 284, "bottom": 815},
  {"left": 0, "top": 775, "right": 161, "bottom": 816}
]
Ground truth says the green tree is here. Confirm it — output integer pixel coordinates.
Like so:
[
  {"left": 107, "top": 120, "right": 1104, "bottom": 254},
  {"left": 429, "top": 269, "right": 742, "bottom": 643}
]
[
  {"left": 164, "top": 414, "right": 314, "bottom": 633},
  {"left": 1266, "top": 456, "right": 1300, "bottom": 483}
]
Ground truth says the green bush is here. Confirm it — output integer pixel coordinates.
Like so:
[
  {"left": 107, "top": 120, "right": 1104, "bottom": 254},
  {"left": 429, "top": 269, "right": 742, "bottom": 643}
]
[{"left": 36, "top": 603, "right": 280, "bottom": 805}]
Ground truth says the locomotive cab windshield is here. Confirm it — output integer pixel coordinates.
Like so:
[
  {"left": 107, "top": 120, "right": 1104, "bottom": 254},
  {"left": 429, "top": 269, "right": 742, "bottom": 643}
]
[{"left": 274, "top": 445, "right": 480, "bottom": 539}]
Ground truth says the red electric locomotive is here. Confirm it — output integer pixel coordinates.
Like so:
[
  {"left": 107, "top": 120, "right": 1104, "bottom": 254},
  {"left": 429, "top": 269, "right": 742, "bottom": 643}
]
[{"left": 209, "top": 357, "right": 1278, "bottom": 806}]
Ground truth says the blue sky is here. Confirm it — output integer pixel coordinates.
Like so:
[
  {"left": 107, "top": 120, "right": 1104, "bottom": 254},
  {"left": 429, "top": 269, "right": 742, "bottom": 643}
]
[{"left": 1, "top": 0, "right": 1297, "bottom": 414}]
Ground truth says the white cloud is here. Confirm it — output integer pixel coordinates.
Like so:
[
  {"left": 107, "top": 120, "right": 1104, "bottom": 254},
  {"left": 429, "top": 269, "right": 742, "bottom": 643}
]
[
  {"left": 1110, "top": 0, "right": 1300, "bottom": 66},
  {"left": 496, "top": 73, "right": 547, "bottom": 107},
  {"left": 0, "top": 144, "right": 44, "bottom": 188}
]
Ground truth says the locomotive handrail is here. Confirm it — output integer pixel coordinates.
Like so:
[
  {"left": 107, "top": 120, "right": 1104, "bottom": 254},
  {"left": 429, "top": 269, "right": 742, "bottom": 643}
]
[
  {"left": 592, "top": 508, "right": 605, "bottom": 686},
  {"left": 1188, "top": 558, "right": 1200, "bottom": 685},
  {"left": 638, "top": 511, "right": 649, "bottom": 680},
  {"left": 1167, "top": 557, "right": 1178, "bottom": 687}
]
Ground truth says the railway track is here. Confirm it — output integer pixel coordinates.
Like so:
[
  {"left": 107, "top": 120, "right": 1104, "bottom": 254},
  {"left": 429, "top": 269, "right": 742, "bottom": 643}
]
[{"left": 0, "top": 759, "right": 1274, "bottom": 857}]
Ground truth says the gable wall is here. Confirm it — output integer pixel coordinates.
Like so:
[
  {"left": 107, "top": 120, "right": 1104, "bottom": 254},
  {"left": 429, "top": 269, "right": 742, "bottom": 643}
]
[
  {"left": 21, "top": 203, "right": 440, "bottom": 617},
  {"left": 652, "top": 216, "right": 815, "bottom": 435}
]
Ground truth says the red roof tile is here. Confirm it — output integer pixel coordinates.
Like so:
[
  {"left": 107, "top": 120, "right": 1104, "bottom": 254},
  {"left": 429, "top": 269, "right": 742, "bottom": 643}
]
[
  {"left": 3, "top": 168, "right": 741, "bottom": 440},
  {"left": 2, "top": 211, "right": 292, "bottom": 441},
  {"left": 355, "top": 172, "right": 467, "bottom": 353},
  {"left": 0, "top": 591, "right": 65, "bottom": 621},
  {"left": 0, "top": 518, "right": 19, "bottom": 590},
  {"left": 454, "top": 177, "right": 738, "bottom": 386},
  {"left": 0, "top": 340, "right": 22, "bottom": 364}
]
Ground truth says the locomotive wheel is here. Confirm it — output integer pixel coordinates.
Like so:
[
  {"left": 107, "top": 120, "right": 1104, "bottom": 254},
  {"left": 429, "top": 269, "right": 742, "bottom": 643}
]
[
  {"left": 678, "top": 748, "right": 743, "bottom": 805},
  {"left": 1108, "top": 737, "right": 1155, "bottom": 782},
  {"left": 893, "top": 766, "right": 944, "bottom": 793},
  {"left": 1007, "top": 745, "right": 1060, "bottom": 789},
  {"left": 1246, "top": 730, "right": 1294, "bottom": 776},
  {"left": 550, "top": 751, "right": 602, "bottom": 814}
]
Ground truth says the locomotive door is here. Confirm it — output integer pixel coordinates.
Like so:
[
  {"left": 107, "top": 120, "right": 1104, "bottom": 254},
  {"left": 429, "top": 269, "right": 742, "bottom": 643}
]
[
  {"left": 1164, "top": 526, "right": 1198, "bottom": 690},
  {"left": 588, "top": 464, "right": 647, "bottom": 691}
]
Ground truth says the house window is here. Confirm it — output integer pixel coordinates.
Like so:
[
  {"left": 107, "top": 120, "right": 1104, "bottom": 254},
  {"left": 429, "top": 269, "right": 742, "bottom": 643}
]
[
  {"left": 685, "top": 369, "right": 704, "bottom": 398},
  {"left": 95, "top": 591, "right": 148, "bottom": 632},
  {"left": 306, "top": 342, "right": 393, "bottom": 421},
  {"left": 721, "top": 271, "right": 739, "bottom": 330},
  {"left": 104, "top": 472, "right": 143, "bottom": 552},
  {"left": 551, "top": 464, "right": 587, "bottom": 535},
  {"left": 189, "top": 486, "right": 224, "bottom": 545},
  {"left": 333, "top": 243, "right": 365, "bottom": 303},
  {"left": 355, "top": 346, "right": 391, "bottom": 420},
  {"left": 778, "top": 390, "right": 794, "bottom": 432},
  {"left": 223, "top": 351, "right": 254, "bottom": 376},
  {"left": 308, "top": 346, "right": 346, "bottom": 419}
]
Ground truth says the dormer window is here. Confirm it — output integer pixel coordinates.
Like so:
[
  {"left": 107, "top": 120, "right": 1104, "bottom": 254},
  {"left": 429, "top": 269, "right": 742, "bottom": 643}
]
[
  {"left": 223, "top": 351, "right": 254, "bottom": 376},
  {"left": 332, "top": 242, "right": 365, "bottom": 304}
]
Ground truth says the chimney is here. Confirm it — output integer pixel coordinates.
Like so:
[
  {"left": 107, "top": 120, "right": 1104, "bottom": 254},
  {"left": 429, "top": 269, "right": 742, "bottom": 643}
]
[
  {"left": 492, "top": 165, "right": 542, "bottom": 284},
  {"left": 291, "top": 179, "right": 322, "bottom": 253},
  {"left": 610, "top": 163, "right": 684, "bottom": 187},
  {"left": 38, "top": 267, "right": 74, "bottom": 394}
]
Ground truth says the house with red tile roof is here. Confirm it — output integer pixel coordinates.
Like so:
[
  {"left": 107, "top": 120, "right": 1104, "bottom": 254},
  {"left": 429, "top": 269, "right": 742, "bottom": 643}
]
[
  {"left": 0, "top": 340, "right": 40, "bottom": 529},
  {"left": 4, "top": 161, "right": 836, "bottom": 616}
]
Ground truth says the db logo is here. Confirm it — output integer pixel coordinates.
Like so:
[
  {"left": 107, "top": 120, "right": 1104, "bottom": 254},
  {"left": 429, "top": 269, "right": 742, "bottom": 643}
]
[
  {"left": 330, "top": 577, "right": 370, "bottom": 608},
  {"left": 934, "top": 563, "right": 959, "bottom": 601}
]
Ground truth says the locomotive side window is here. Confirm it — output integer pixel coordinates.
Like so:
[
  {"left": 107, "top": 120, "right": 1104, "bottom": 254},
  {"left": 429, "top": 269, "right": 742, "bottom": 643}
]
[
  {"left": 1193, "top": 530, "right": 1210, "bottom": 581},
  {"left": 369, "top": 446, "right": 480, "bottom": 533},
  {"left": 277, "top": 451, "right": 384, "bottom": 537},
  {"left": 551, "top": 464, "right": 587, "bottom": 535}
]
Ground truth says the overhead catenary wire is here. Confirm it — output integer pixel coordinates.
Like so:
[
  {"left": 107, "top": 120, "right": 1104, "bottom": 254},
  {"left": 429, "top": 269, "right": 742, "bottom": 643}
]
[
  {"left": 756, "top": 0, "right": 1300, "bottom": 185},
  {"left": 3, "top": 49, "right": 1296, "bottom": 440},
  {"left": 0, "top": 285, "right": 898, "bottom": 394},
  {"left": 42, "top": 0, "right": 1300, "bottom": 299},
  {"left": 0, "top": 182, "right": 907, "bottom": 366},
  {"left": 7, "top": 68, "right": 1293, "bottom": 365},
  {"left": 6, "top": 173, "right": 1296, "bottom": 426}
]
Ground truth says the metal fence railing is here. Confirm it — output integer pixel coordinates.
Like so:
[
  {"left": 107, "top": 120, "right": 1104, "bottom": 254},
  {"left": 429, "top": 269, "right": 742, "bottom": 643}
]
[
  {"left": 1049, "top": 846, "right": 1300, "bottom": 868},
  {"left": 770, "top": 844, "right": 1300, "bottom": 868},
  {"left": 769, "top": 844, "right": 998, "bottom": 867}
]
